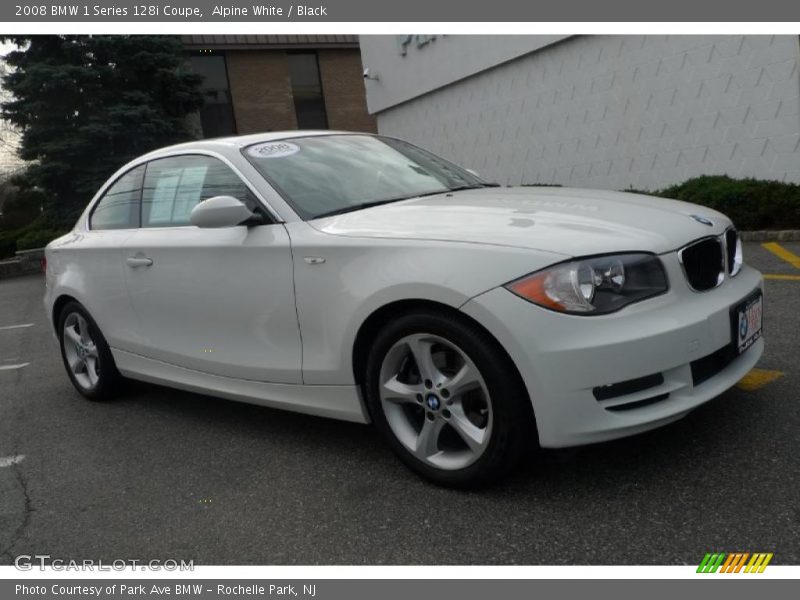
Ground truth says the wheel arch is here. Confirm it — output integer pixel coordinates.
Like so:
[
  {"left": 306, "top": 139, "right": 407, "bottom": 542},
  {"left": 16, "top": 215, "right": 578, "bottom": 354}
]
[
  {"left": 351, "top": 298, "right": 535, "bottom": 427},
  {"left": 51, "top": 294, "right": 80, "bottom": 333}
]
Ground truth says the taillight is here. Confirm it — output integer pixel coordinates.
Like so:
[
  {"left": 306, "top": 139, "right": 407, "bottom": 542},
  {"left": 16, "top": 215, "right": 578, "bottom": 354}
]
[{"left": 41, "top": 256, "right": 47, "bottom": 273}]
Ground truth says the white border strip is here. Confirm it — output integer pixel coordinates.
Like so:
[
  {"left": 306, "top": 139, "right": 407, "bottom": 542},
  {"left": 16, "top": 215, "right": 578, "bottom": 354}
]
[
  {"left": 0, "top": 18, "right": 796, "bottom": 582},
  {"left": 1, "top": 566, "right": 799, "bottom": 579},
  {"left": 4, "top": 22, "right": 800, "bottom": 34}
]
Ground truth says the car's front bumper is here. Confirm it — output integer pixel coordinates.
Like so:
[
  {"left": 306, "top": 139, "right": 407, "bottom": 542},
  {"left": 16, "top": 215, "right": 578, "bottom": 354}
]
[{"left": 461, "top": 258, "right": 764, "bottom": 448}]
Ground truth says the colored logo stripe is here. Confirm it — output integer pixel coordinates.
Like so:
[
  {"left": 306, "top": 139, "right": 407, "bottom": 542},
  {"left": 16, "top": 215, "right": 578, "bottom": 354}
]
[
  {"left": 697, "top": 553, "right": 726, "bottom": 573},
  {"left": 745, "top": 553, "right": 773, "bottom": 573},
  {"left": 719, "top": 553, "right": 749, "bottom": 573},
  {"left": 697, "top": 552, "right": 773, "bottom": 573}
]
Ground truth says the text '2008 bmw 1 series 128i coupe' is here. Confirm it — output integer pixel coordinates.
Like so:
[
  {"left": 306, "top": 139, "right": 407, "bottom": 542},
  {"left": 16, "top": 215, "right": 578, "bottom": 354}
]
[{"left": 44, "top": 131, "right": 764, "bottom": 486}]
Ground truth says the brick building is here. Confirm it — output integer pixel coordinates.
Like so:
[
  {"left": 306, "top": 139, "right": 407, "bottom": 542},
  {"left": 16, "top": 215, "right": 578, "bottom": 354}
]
[{"left": 182, "top": 35, "right": 376, "bottom": 138}]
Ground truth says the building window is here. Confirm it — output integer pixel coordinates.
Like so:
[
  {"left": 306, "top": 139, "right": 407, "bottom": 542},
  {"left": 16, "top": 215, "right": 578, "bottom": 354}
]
[
  {"left": 189, "top": 53, "right": 237, "bottom": 138},
  {"left": 287, "top": 52, "right": 329, "bottom": 130}
]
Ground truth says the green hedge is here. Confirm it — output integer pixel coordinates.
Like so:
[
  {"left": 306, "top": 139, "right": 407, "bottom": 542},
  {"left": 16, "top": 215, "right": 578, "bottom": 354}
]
[
  {"left": 526, "top": 175, "right": 798, "bottom": 230},
  {"left": 0, "top": 217, "right": 69, "bottom": 259},
  {"left": 631, "top": 175, "right": 800, "bottom": 231},
  {"left": 16, "top": 228, "right": 67, "bottom": 251},
  {"left": 0, "top": 233, "right": 15, "bottom": 259}
]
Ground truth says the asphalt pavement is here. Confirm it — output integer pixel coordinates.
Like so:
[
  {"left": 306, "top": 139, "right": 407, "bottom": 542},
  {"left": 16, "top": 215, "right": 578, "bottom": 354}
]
[{"left": 0, "top": 242, "right": 798, "bottom": 565}]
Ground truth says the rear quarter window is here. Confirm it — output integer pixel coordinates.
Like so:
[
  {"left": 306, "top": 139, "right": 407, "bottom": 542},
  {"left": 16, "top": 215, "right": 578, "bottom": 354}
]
[{"left": 90, "top": 166, "right": 145, "bottom": 230}]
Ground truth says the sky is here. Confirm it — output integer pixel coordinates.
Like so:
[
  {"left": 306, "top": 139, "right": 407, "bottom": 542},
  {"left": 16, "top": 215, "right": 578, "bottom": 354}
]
[{"left": 0, "top": 41, "right": 22, "bottom": 174}]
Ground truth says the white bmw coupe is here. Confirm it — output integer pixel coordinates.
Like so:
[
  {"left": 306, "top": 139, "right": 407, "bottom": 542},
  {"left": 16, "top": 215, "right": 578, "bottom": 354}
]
[{"left": 45, "top": 131, "right": 764, "bottom": 486}]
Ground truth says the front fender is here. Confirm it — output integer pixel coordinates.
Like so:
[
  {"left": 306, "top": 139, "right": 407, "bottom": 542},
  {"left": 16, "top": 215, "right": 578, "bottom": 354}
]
[{"left": 286, "top": 222, "right": 564, "bottom": 385}]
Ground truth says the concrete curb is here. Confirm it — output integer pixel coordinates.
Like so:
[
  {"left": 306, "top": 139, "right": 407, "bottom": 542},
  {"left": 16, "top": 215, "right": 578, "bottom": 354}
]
[
  {"left": 0, "top": 248, "right": 44, "bottom": 280},
  {"left": 15, "top": 247, "right": 45, "bottom": 265},
  {"left": 0, "top": 258, "right": 38, "bottom": 279},
  {"left": 740, "top": 230, "right": 800, "bottom": 242}
]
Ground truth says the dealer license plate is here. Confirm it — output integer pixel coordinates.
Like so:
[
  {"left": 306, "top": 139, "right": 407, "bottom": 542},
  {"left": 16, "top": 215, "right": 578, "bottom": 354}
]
[{"left": 732, "top": 291, "right": 763, "bottom": 355}]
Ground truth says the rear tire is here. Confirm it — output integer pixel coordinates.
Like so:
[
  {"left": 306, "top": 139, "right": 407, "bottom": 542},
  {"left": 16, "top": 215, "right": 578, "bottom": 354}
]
[
  {"left": 364, "top": 310, "right": 534, "bottom": 487},
  {"left": 57, "top": 301, "right": 122, "bottom": 401}
]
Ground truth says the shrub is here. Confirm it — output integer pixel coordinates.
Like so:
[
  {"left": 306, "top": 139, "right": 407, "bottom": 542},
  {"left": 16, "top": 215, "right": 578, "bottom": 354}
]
[
  {"left": 0, "top": 182, "right": 42, "bottom": 230},
  {"left": 0, "top": 215, "right": 69, "bottom": 258},
  {"left": 638, "top": 175, "right": 800, "bottom": 231},
  {"left": 0, "top": 233, "right": 15, "bottom": 259},
  {"left": 16, "top": 228, "right": 67, "bottom": 251}
]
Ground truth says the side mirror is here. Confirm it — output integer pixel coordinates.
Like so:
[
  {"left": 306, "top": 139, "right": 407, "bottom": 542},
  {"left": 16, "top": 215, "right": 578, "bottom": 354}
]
[{"left": 190, "top": 196, "right": 254, "bottom": 228}]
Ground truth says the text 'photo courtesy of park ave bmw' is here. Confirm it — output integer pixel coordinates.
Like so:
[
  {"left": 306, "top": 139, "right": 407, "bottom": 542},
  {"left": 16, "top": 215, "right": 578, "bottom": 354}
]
[{"left": 0, "top": 32, "right": 798, "bottom": 566}]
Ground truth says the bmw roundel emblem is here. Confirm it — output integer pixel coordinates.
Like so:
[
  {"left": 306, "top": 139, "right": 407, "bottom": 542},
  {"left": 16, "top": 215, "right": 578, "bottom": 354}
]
[
  {"left": 690, "top": 214, "right": 714, "bottom": 227},
  {"left": 425, "top": 394, "right": 440, "bottom": 411},
  {"left": 739, "top": 317, "right": 748, "bottom": 340}
]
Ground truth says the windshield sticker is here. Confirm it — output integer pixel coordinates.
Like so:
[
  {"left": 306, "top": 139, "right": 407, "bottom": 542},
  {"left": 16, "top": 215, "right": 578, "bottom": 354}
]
[{"left": 247, "top": 141, "right": 300, "bottom": 159}]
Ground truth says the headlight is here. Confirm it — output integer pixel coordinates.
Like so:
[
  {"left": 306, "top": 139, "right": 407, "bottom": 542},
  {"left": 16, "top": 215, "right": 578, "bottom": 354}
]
[
  {"left": 505, "top": 253, "right": 668, "bottom": 315},
  {"left": 726, "top": 228, "right": 743, "bottom": 276}
]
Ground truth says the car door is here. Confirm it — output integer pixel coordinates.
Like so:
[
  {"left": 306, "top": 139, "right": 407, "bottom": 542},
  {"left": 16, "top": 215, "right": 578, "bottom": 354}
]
[
  {"left": 121, "top": 153, "right": 302, "bottom": 384},
  {"left": 75, "top": 164, "right": 146, "bottom": 352}
]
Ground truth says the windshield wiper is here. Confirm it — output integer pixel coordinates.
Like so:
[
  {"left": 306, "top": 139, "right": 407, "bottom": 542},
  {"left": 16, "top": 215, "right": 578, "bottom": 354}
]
[
  {"left": 312, "top": 189, "right": 450, "bottom": 219},
  {"left": 312, "top": 199, "right": 403, "bottom": 219},
  {"left": 313, "top": 183, "right": 501, "bottom": 219},
  {"left": 448, "top": 182, "right": 501, "bottom": 192}
]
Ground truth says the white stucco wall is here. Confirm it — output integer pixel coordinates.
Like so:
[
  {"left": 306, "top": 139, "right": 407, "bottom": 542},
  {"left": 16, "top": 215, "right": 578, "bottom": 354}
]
[{"left": 365, "top": 35, "right": 800, "bottom": 190}]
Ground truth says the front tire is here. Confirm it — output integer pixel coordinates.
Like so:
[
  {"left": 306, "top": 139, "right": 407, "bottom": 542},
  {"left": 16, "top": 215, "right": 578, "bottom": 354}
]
[
  {"left": 57, "top": 301, "right": 122, "bottom": 401},
  {"left": 365, "top": 310, "right": 534, "bottom": 487}
]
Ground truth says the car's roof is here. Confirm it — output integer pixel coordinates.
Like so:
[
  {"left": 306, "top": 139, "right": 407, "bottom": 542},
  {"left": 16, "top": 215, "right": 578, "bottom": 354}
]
[{"left": 140, "top": 130, "right": 359, "bottom": 160}]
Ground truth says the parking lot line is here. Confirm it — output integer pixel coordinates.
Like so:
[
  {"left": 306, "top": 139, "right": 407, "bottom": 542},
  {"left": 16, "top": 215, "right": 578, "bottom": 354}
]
[
  {"left": 0, "top": 323, "right": 35, "bottom": 331},
  {"left": 0, "top": 455, "right": 25, "bottom": 468},
  {"left": 0, "top": 362, "right": 29, "bottom": 371},
  {"left": 763, "top": 274, "right": 800, "bottom": 281},
  {"left": 762, "top": 242, "right": 800, "bottom": 269},
  {"left": 736, "top": 368, "right": 784, "bottom": 392}
]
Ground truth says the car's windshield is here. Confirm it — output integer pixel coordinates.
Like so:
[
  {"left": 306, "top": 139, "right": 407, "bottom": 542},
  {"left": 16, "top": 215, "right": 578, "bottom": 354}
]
[{"left": 242, "top": 134, "right": 489, "bottom": 220}]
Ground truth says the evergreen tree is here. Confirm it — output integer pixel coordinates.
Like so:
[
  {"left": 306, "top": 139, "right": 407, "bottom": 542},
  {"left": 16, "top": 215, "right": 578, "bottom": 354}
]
[{"left": 1, "top": 35, "right": 204, "bottom": 226}]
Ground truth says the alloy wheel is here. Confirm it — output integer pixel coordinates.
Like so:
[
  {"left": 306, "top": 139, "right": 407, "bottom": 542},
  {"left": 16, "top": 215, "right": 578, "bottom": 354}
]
[
  {"left": 62, "top": 312, "right": 101, "bottom": 391},
  {"left": 378, "top": 333, "right": 493, "bottom": 470}
]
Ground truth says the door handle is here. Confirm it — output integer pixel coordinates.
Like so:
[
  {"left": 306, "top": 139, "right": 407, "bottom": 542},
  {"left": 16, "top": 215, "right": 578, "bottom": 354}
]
[{"left": 126, "top": 256, "right": 153, "bottom": 268}]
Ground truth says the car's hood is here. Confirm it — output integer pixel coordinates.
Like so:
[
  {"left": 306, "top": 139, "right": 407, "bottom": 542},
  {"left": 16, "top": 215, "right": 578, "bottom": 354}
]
[{"left": 310, "top": 187, "right": 731, "bottom": 256}]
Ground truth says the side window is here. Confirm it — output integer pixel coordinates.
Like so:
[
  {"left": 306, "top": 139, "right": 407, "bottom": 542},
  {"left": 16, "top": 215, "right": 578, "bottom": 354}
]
[
  {"left": 90, "top": 165, "right": 145, "bottom": 230},
  {"left": 142, "top": 155, "right": 260, "bottom": 228}
]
